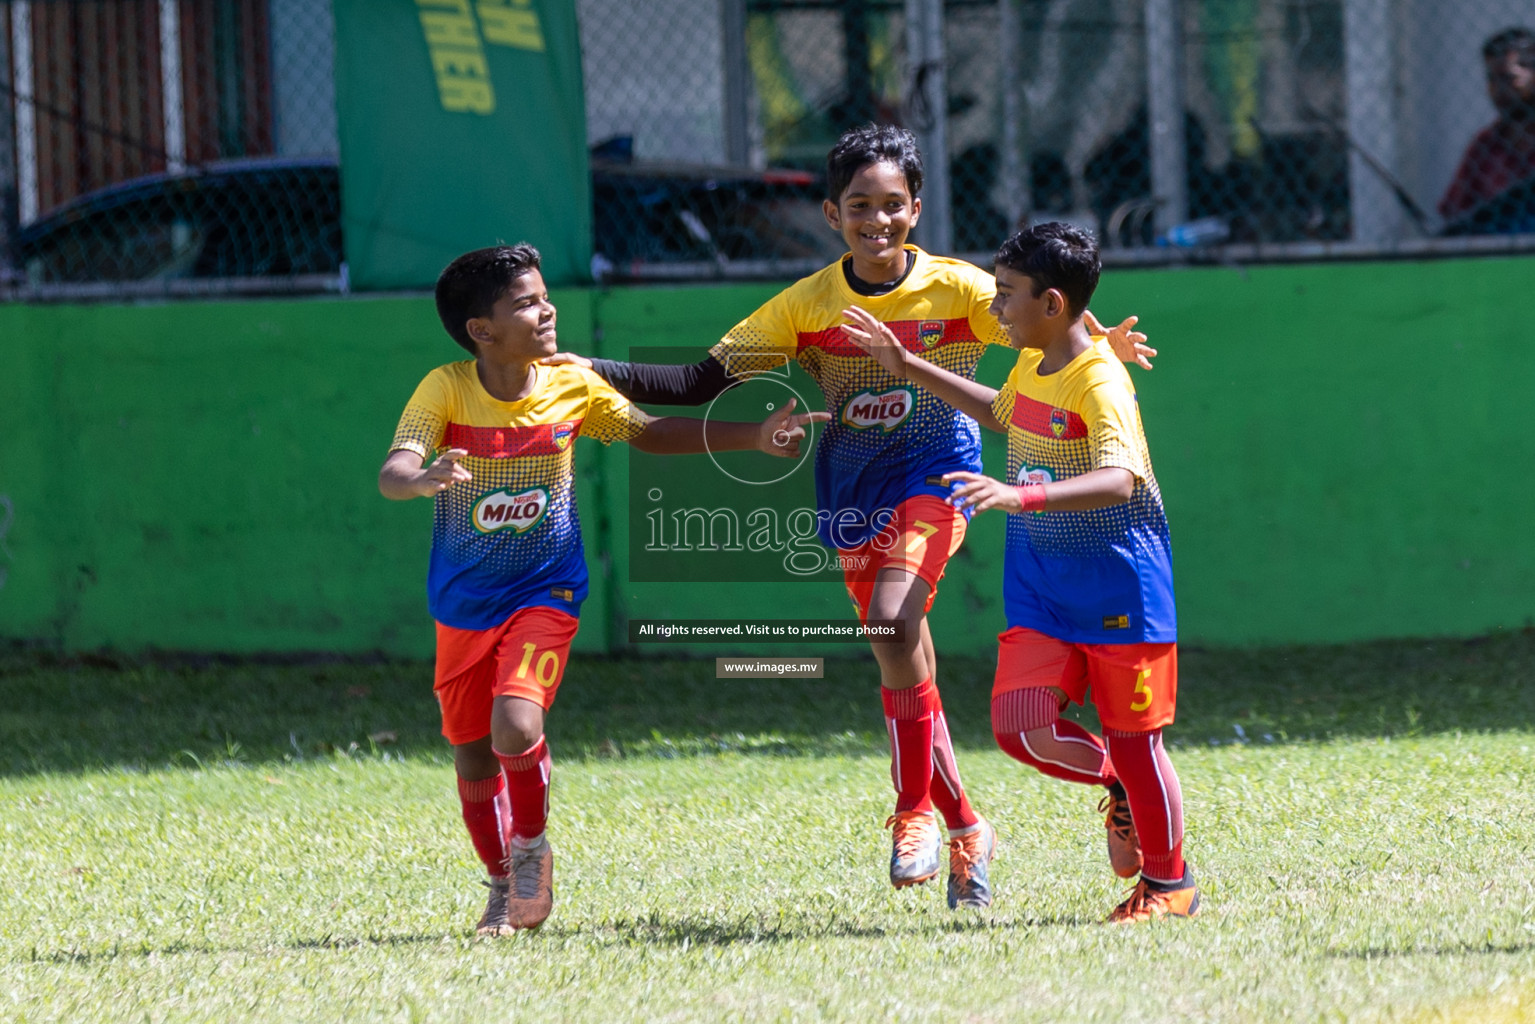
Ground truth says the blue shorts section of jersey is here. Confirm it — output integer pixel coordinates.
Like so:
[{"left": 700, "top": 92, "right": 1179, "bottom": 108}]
[
  {"left": 427, "top": 540, "right": 586, "bottom": 630},
  {"left": 1002, "top": 514, "right": 1176, "bottom": 645},
  {"left": 814, "top": 405, "right": 982, "bottom": 548}
]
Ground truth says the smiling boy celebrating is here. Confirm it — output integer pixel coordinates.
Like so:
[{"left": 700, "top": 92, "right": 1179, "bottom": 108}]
[
  {"left": 380, "top": 244, "right": 824, "bottom": 935},
  {"left": 548, "top": 125, "right": 1153, "bottom": 908},
  {"left": 842, "top": 222, "right": 1197, "bottom": 923}
]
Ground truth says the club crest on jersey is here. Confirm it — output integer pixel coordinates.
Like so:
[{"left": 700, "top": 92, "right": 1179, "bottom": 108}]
[
  {"left": 1016, "top": 464, "right": 1055, "bottom": 487},
  {"left": 842, "top": 388, "right": 914, "bottom": 432},
  {"left": 1049, "top": 408, "right": 1069, "bottom": 438},
  {"left": 918, "top": 320, "right": 945, "bottom": 349},
  {"left": 552, "top": 422, "right": 575, "bottom": 451},
  {"left": 472, "top": 487, "right": 550, "bottom": 535}
]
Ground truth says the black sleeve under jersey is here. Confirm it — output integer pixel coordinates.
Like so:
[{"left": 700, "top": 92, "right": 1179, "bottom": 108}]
[{"left": 584, "top": 355, "right": 734, "bottom": 407}]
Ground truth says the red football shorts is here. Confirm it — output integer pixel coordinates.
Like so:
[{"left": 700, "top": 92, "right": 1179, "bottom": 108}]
[
  {"left": 993, "top": 626, "right": 1178, "bottom": 733},
  {"left": 842, "top": 494, "right": 967, "bottom": 621},
  {"left": 433, "top": 606, "right": 580, "bottom": 744}
]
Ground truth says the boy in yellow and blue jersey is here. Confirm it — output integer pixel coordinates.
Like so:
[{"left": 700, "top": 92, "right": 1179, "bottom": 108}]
[
  {"left": 380, "top": 244, "right": 825, "bottom": 936},
  {"left": 547, "top": 125, "right": 1154, "bottom": 908},
  {"left": 842, "top": 222, "right": 1197, "bottom": 924}
]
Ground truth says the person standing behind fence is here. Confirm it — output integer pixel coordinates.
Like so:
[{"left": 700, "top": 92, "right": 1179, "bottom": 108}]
[{"left": 1438, "top": 27, "right": 1535, "bottom": 225}]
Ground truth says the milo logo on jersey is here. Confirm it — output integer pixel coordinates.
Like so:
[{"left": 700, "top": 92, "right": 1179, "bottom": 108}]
[
  {"left": 1016, "top": 463, "right": 1055, "bottom": 487},
  {"left": 473, "top": 487, "right": 550, "bottom": 534},
  {"left": 842, "top": 388, "right": 914, "bottom": 432}
]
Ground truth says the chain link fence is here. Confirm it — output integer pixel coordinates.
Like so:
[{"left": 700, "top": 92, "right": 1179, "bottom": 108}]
[
  {"left": 737, "top": 0, "right": 1535, "bottom": 265},
  {"left": 0, "top": 0, "right": 340, "bottom": 296},
  {"left": 3, "top": 0, "right": 1533, "bottom": 296}
]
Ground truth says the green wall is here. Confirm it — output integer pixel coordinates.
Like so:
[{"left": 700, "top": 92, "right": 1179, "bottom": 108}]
[{"left": 3, "top": 255, "right": 1532, "bottom": 656}]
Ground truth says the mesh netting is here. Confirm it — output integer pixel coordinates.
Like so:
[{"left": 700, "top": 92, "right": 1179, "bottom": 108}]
[
  {"left": 1, "top": 0, "right": 339, "bottom": 292},
  {"left": 2, "top": 0, "right": 1533, "bottom": 295}
]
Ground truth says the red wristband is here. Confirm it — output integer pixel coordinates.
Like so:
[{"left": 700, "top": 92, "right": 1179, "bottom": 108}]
[{"left": 1016, "top": 485, "right": 1047, "bottom": 512}]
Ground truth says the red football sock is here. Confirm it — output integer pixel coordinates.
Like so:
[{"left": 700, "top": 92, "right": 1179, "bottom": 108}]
[
  {"left": 496, "top": 736, "right": 552, "bottom": 843},
  {"left": 1104, "top": 728, "right": 1185, "bottom": 882},
  {"left": 928, "top": 698, "right": 979, "bottom": 830},
  {"left": 882, "top": 679, "right": 937, "bottom": 815},
  {"left": 992, "top": 689, "right": 1116, "bottom": 786},
  {"left": 457, "top": 772, "right": 511, "bottom": 877}
]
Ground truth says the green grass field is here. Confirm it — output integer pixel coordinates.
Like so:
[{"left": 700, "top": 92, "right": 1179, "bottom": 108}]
[{"left": 3, "top": 631, "right": 1535, "bottom": 1023}]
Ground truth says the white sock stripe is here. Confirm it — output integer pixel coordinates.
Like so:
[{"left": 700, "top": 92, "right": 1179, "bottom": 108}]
[
  {"left": 930, "top": 749, "right": 961, "bottom": 799},
  {"left": 1154, "top": 733, "right": 1184, "bottom": 841},
  {"left": 1020, "top": 730, "right": 1107, "bottom": 782},
  {"left": 494, "top": 793, "right": 512, "bottom": 870},
  {"left": 1051, "top": 725, "right": 1109, "bottom": 773},
  {"left": 886, "top": 717, "right": 901, "bottom": 787},
  {"left": 930, "top": 712, "right": 964, "bottom": 798},
  {"left": 1051, "top": 725, "right": 1105, "bottom": 752},
  {"left": 1147, "top": 733, "right": 1174, "bottom": 851}
]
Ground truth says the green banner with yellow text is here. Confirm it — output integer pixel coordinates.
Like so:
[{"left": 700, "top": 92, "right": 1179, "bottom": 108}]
[{"left": 333, "top": 0, "right": 590, "bottom": 289}]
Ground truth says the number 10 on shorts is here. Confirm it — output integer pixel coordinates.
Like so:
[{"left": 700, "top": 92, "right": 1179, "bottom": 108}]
[{"left": 516, "top": 642, "right": 561, "bottom": 688}]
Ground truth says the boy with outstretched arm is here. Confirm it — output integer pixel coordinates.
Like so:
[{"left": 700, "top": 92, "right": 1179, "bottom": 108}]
[
  {"left": 380, "top": 244, "right": 826, "bottom": 935},
  {"left": 545, "top": 125, "right": 1154, "bottom": 908},
  {"left": 842, "top": 222, "right": 1197, "bottom": 923}
]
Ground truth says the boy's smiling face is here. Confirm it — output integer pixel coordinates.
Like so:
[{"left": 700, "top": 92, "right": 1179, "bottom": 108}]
[
  {"left": 989, "top": 265, "right": 1058, "bottom": 349},
  {"left": 468, "top": 269, "right": 558, "bottom": 359},
  {"left": 823, "top": 160, "right": 920, "bottom": 278}
]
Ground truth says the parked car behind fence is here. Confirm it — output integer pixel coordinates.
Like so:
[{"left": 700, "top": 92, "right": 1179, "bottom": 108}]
[{"left": 6, "top": 153, "right": 840, "bottom": 294}]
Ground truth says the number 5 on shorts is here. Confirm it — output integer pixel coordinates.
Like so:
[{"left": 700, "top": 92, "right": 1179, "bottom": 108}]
[
  {"left": 516, "top": 642, "right": 561, "bottom": 688},
  {"left": 1130, "top": 668, "right": 1153, "bottom": 712}
]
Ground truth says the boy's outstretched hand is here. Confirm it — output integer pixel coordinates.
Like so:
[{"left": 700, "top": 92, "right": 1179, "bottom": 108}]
[
  {"left": 941, "top": 471, "right": 1022, "bottom": 514},
  {"left": 839, "top": 305, "right": 909, "bottom": 377},
  {"left": 1085, "top": 311, "right": 1156, "bottom": 370},
  {"left": 419, "top": 448, "right": 473, "bottom": 494},
  {"left": 379, "top": 447, "right": 473, "bottom": 501},
  {"left": 757, "top": 398, "right": 830, "bottom": 458}
]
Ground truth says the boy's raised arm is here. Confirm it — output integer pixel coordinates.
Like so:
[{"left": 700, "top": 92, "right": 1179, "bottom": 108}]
[
  {"left": 628, "top": 398, "right": 830, "bottom": 458},
  {"left": 840, "top": 305, "right": 1006, "bottom": 432}
]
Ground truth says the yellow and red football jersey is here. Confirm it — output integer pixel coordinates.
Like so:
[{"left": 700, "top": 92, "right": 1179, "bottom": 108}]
[
  {"left": 989, "top": 340, "right": 1175, "bottom": 644},
  {"left": 709, "top": 246, "right": 1008, "bottom": 547},
  {"left": 389, "top": 361, "right": 645, "bottom": 630}
]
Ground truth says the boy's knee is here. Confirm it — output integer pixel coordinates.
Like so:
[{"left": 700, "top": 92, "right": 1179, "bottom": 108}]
[
  {"left": 490, "top": 697, "right": 545, "bottom": 755},
  {"left": 866, "top": 569, "right": 930, "bottom": 622},
  {"left": 991, "top": 687, "right": 1062, "bottom": 735},
  {"left": 992, "top": 725, "right": 1058, "bottom": 768},
  {"left": 494, "top": 722, "right": 543, "bottom": 757},
  {"left": 865, "top": 600, "right": 925, "bottom": 650}
]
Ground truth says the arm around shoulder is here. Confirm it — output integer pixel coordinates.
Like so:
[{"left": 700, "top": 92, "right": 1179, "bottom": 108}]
[{"left": 549, "top": 353, "right": 733, "bottom": 406}]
